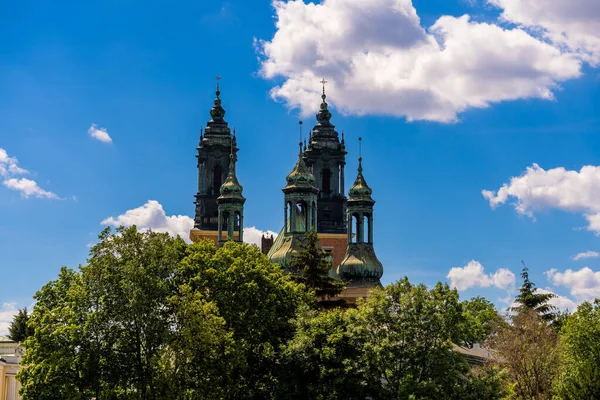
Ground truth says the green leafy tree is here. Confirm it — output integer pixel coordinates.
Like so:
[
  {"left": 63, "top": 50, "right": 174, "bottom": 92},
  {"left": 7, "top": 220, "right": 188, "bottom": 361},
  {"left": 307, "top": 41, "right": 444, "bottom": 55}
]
[
  {"left": 7, "top": 307, "right": 33, "bottom": 342},
  {"left": 18, "top": 267, "right": 99, "bottom": 400},
  {"left": 19, "top": 226, "right": 188, "bottom": 400},
  {"left": 490, "top": 309, "right": 560, "bottom": 400},
  {"left": 461, "top": 296, "right": 505, "bottom": 347},
  {"left": 287, "top": 230, "right": 344, "bottom": 299},
  {"left": 555, "top": 300, "right": 600, "bottom": 399},
  {"left": 278, "top": 307, "right": 372, "bottom": 400},
  {"left": 175, "top": 240, "right": 310, "bottom": 399},
  {"left": 354, "top": 278, "right": 504, "bottom": 400},
  {"left": 510, "top": 265, "right": 557, "bottom": 322}
]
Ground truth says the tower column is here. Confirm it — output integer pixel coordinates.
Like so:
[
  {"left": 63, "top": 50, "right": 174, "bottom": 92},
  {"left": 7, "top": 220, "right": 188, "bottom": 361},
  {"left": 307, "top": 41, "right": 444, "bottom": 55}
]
[
  {"left": 218, "top": 209, "right": 223, "bottom": 242},
  {"left": 284, "top": 203, "right": 288, "bottom": 234},
  {"left": 368, "top": 214, "right": 373, "bottom": 244},
  {"left": 291, "top": 201, "right": 296, "bottom": 233},
  {"left": 239, "top": 214, "right": 244, "bottom": 242}
]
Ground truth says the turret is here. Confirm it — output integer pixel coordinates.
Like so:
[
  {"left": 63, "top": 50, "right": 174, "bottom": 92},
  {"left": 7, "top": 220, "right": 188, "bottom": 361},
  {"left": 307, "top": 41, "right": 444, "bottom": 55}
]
[
  {"left": 337, "top": 138, "right": 383, "bottom": 287},
  {"left": 217, "top": 147, "right": 245, "bottom": 245}
]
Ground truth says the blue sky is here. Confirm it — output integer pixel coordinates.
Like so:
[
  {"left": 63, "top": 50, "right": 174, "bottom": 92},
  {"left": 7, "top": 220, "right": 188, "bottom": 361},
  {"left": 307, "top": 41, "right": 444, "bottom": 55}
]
[{"left": 1, "top": 0, "right": 600, "bottom": 331}]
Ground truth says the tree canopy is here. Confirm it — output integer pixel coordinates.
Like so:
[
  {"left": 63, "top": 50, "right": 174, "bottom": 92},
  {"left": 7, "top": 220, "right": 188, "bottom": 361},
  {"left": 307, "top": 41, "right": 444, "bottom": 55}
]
[{"left": 7, "top": 307, "right": 33, "bottom": 343}]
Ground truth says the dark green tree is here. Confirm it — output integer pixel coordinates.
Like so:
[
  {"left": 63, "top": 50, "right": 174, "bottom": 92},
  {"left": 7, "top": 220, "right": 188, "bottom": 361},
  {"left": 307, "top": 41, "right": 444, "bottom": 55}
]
[
  {"left": 287, "top": 230, "right": 344, "bottom": 300},
  {"left": 510, "top": 264, "right": 557, "bottom": 322},
  {"left": 555, "top": 300, "right": 600, "bottom": 400},
  {"left": 174, "top": 239, "right": 310, "bottom": 399},
  {"left": 7, "top": 307, "right": 33, "bottom": 342}
]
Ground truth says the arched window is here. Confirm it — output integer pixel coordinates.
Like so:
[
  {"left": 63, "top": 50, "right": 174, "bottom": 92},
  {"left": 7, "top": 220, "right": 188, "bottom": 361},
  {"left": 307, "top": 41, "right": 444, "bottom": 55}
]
[
  {"left": 352, "top": 213, "right": 360, "bottom": 243},
  {"left": 296, "top": 201, "right": 307, "bottom": 231},
  {"left": 363, "top": 214, "right": 370, "bottom": 243},
  {"left": 213, "top": 165, "right": 222, "bottom": 190},
  {"left": 322, "top": 168, "right": 331, "bottom": 194}
]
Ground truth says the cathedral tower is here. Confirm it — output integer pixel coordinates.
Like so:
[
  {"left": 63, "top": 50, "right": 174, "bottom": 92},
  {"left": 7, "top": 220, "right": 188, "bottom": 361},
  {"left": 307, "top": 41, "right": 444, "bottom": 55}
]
[
  {"left": 337, "top": 138, "right": 383, "bottom": 299},
  {"left": 269, "top": 141, "right": 319, "bottom": 269},
  {"left": 191, "top": 79, "right": 239, "bottom": 244},
  {"left": 303, "top": 81, "right": 348, "bottom": 234},
  {"left": 217, "top": 149, "right": 245, "bottom": 245}
]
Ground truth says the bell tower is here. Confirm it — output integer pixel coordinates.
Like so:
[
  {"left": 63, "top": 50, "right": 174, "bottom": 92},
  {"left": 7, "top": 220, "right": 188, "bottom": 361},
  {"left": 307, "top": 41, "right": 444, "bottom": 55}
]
[
  {"left": 191, "top": 78, "right": 238, "bottom": 244},
  {"left": 337, "top": 138, "right": 383, "bottom": 299},
  {"left": 269, "top": 140, "right": 319, "bottom": 270},
  {"left": 303, "top": 79, "right": 348, "bottom": 235},
  {"left": 217, "top": 148, "right": 245, "bottom": 245}
]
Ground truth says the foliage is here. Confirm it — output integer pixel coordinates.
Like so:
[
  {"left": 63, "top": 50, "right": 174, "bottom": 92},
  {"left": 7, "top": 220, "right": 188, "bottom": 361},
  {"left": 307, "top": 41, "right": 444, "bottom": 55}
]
[
  {"left": 490, "top": 309, "right": 561, "bottom": 400},
  {"left": 278, "top": 307, "right": 371, "bottom": 400},
  {"left": 7, "top": 307, "right": 33, "bottom": 342},
  {"left": 510, "top": 266, "right": 557, "bottom": 322},
  {"left": 461, "top": 296, "right": 505, "bottom": 347},
  {"left": 287, "top": 230, "right": 344, "bottom": 299},
  {"left": 554, "top": 300, "right": 600, "bottom": 399},
  {"left": 174, "top": 240, "right": 309, "bottom": 399}
]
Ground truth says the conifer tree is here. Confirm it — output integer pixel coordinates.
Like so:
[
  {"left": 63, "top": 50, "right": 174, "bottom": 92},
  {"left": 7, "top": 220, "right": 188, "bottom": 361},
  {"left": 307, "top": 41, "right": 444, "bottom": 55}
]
[
  {"left": 510, "top": 262, "right": 556, "bottom": 322},
  {"left": 288, "top": 230, "right": 344, "bottom": 299},
  {"left": 8, "top": 307, "right": 33, "bottom": 342}
]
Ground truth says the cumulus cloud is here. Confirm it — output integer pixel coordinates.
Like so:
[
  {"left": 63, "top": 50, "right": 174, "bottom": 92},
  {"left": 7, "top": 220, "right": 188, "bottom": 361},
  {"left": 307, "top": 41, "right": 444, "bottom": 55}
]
[
  {"left": 546, "top": 267, "right": 600, "bottom": 301},
  {"left": 571, "top": 251, "right": 600, "bottom": 261},
  {"left": 0, "top": 147, "right": 59, "bottom": 199},
  {"left": 0, "top": 303, "right": 18, "bottom": 336},
  {"left": 243, "top": 226, "right": 279, "bottom": 249},
  {"left": 482, "top": 164, "right": 600, "bottom": 233},
  {"left": 101, "top": 200, "right": 194, "bottom": 242},
  {"left": 537, "top": 288, "right": 579, "bottom": 312},
  {"left": 490, "top": 0, "right": 600, "bottom": 66},
  {"left": 88, "top": 124, "right": 113, "bottom": 144},
  {"left": 101, "top": 200, "right": 278, "bottom": 250},
  {"left": 257, "top": 0, "right": 583, "bottom": 122},
  {"left": 447, "top": 260, "right": 515, "bottom": 291}
]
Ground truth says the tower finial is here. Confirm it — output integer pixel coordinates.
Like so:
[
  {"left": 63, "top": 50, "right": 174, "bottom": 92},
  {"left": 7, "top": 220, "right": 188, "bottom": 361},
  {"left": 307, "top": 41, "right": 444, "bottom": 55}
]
[
  {"left": 299, "top": 120, "right": 303, "bottom": 144},
  {"left": 358, "top": 137, "right": 363, "bottom": 171},
  {"left": 320, "top": 77, "right": 328, "bottom": 100},
  {"left": 215, "top": 75, "right": 222, "bottom": 97}
]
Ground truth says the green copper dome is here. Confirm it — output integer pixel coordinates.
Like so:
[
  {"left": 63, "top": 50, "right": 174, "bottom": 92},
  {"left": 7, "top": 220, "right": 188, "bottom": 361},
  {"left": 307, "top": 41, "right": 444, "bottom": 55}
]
[
  {"left": 284, "top": 143, "right": 317, "bottom": 190},
  {"left": 218, "top": 154, "right": 245, "bottom": 201},
  {"left": 348, "top": 158, "right": 373, "bottom": 200}
]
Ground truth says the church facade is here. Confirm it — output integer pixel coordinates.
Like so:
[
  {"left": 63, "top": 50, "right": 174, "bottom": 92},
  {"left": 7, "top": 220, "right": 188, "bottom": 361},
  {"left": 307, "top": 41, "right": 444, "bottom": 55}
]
[{"left": 189, "top": 82, "right": 383, "bottom": 300}]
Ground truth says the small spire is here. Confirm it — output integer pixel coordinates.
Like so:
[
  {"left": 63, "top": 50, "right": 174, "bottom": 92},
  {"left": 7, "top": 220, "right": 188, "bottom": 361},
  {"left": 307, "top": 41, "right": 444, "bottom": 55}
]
[
  {"left": 358, "top": 137, "right": 363, "bottom": 172},
  {"left": 341, "top": 130, "right": 345, "bottom": 144},
  {"left": 303, "top": 138, "right": 307, "bottom": 151},
  {"left": 299, "top": 120, "right": 303, "bottom": 144},
  {"left": 215, "top": 75, "right": 222, "bottom": 97},
  {"left": 233, "top": 127, "right": 236, "bottom": 138}
]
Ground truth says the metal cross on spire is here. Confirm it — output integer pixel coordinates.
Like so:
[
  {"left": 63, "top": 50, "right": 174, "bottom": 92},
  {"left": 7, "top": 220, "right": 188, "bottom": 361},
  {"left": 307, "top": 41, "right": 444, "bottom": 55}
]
[
  {"left": 215, "top": 75, "right": 222, "bottom": 92},
  {"left": 320, "top": 78, "right": 328, "bottom": 95}
]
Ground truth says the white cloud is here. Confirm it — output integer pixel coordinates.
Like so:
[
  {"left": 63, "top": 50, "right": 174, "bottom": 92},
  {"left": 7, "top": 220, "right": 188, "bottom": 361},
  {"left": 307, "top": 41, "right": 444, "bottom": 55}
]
[
  {"left": 102, "top": 200, "right": 194, "bottom": 242},
  {"left": 0, "top": 148, "right": 28, "bottom": 177},
  {"left": 572, "top": 251, "right": 600, "bottom": 261},
  {"left": 537, "top": 288, "right": 579, "bottom": 312},
  {"left": 483, "top": 164, "right": 600, "bottom": 233},
  {"left": 546, "top": 267, "right": 600, "bottom": 301},
  {"left": 489, "top": 0, "right": 600, "bottom": 66},
  {"left": 447, "top": 260, "right": 515, "bottom": 291},
  {"left": 0, "top": 147, "right": 59, "bottom": 199},
  {"left": 257, "top": 0, "right": 582, "bottom": 122},
  {"left": 243, "top": 226, "right": 279, "bottom": 249},
  {"left": 88, "top": 124, "right": 113, "bottom": 144},
  {"left": 3, "top": 178, "right": 60, "bottom": 199},
  {"left": 101, "top": 201, "right": 278, "bottom": 250},
  {"left": 0, "top": 303, "right": 18, "bottom": 337}
]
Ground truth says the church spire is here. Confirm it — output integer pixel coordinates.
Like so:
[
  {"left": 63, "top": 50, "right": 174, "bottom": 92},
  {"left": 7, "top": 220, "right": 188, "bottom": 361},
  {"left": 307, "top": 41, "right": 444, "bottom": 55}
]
[
  {"left": 205, "top": 75, "right": 230, "bottom": 135},
  {"left": 337, "top": 137, "right": 383, "bottom": 287},
  {"left": 217, "top": 140, "right": 245, "bottom": 245}
]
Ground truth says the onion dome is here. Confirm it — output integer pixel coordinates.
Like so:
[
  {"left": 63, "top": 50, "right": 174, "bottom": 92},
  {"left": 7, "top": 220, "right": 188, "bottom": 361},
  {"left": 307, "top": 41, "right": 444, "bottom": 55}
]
[
  {"left": 348, "top": 158, "right": 373, "bottom": 201},
  {"left": 218, "top": 153, "right": 245, "bottom": 202},
  {"left": 284, "top": 142, "right": 318, "bottom": 192}
]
